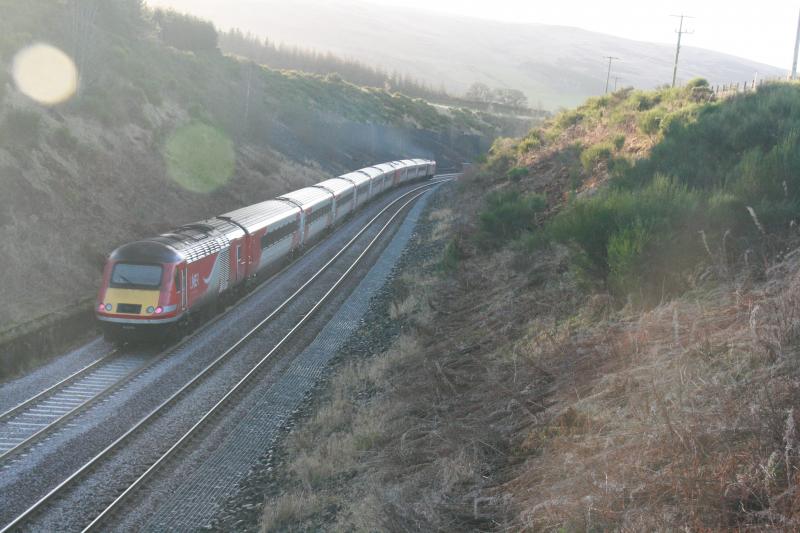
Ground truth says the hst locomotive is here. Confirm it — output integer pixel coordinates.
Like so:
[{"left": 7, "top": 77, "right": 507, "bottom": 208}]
[{"left": 95, "top": 159, "right": 436, "bottom": 341}]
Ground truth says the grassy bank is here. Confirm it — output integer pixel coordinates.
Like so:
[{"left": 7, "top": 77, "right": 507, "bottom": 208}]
[{"left": 256, "top": 81, "right": 800, "bottom": 530}]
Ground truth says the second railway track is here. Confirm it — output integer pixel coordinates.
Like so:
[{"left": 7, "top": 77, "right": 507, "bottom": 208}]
[
  {"left": 0, "top": 350, "right": 141, "bottom": 462},
  {"left": 0, "top": 174, "right": 450, "bottom": 467},
  {"left": 1, "top": 177, "right": 450, "bottom": 533}
]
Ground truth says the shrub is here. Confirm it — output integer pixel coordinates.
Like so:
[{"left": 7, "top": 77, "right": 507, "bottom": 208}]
[
  {"left": 485, "top": 137, "right": 518, "bottom": 174},
  {"left": 478, "top": 189, "right": 546, "bottom": 246},
  {"left": 686, "top": 77, "right": 710, "bottom": 88},
  {"left": 518, "top": 130, "right": 543, "bottom": 153},
  {"left": 637, "top": 109, "right": 663, "bottom": 135},
  {"left": 580, "top": 142, "right": 613, "bottom": 172},
  {"left": 627, "top": 91, "right": 661, "bottom": 111},
  {"left": 507, "top": 166, "right": 529, "bottom": 182},
  {"left": 607, "top": 221, "right": 652, "bottom": 296},
  {"left": 550, "top": 175, "right": 699, "bottom": 283},
  {"left": 612, "top": 134, "right": 625, "bottom": 151},
  {"left": 554, "top": 108, "right": 585, "bottom": 130}
]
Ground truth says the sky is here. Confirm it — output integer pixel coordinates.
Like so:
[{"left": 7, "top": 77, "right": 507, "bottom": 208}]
[{"left": 148, "top": 0, "right": 800, "bottom": 70}]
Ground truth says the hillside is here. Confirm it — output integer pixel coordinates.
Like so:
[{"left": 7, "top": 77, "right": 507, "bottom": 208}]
[
  {"left": 247, "top": 82, "right": 800, "bottom": 529},
  {"left": 152, "top": 0, "right": 785, "bottom": 109},
  {"left": 0, "top": 2, "right": 515, "bottom": 348}
]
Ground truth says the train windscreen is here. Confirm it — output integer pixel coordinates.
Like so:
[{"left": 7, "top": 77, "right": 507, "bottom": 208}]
[{"left": 111, "top": 263, "right": 163, "bottom": 288}]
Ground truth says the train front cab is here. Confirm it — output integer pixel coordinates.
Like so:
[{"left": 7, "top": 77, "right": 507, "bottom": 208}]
[{"left": 96, "top": 241, "right": 185, "bottom": 342}]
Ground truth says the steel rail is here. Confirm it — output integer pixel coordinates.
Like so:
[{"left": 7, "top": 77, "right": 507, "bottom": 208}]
[
  {"left": 82, "top": 186, "right": 439, "bottom": 532},
  {"left": 0, "top": 352, "right": 116, "bottom": 424},
  {"left": 0, "top": 177, "right": 450, "bottom": 466},
  {"left": 0, "top": 177, "right": 449, "bottom": 533}
]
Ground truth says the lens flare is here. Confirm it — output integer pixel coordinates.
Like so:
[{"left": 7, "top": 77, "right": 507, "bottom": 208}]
[
  {"left": 164, "top": 122, "right": 235, "bottom": 193},
  {"left": 12, "top": 43, "right": 78, "bottom": 105}
]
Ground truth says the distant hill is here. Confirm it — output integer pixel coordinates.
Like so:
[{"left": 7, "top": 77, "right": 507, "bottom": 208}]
[{"left": 156, "top": 0, "right": 786, "bottom": 109}]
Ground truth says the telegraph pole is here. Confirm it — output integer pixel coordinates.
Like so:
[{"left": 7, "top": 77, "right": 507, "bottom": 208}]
[
  {"left": 604, "top": 56, "right": 619, "bottom": 94},
  {"left": 614, "top": 76, "right": 623, "bottom": 91},
  {"left": 792, "top": 8, "right": 800, "bottom": 79},
  {"left": 671, "top": 14, "right": 695, "bottom": 88}
]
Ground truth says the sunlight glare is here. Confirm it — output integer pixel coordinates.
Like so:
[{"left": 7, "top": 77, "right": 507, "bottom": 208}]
[
  {"left": 164, "top": 122, "right": 236, "bottom": 193},
  {"left": 12, "top": 43, "right": 79, "bottom": 105}
]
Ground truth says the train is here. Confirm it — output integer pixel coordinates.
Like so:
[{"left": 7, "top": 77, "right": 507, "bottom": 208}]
[{"left": 95, "top": 159, "right": 437, "bottom": 342}]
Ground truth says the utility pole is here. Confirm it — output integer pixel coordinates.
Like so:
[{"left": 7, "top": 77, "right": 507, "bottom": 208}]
[
  {"left": 243, "top": 62, "right": 253, "bottom": 137},
  {"left": 792, "top": 8, "right": 800, "bottom": 79},
  {"left": 613, "top": 76, "right": 623, "bottom": 91},
  {"left": 604, "top": 56, "right": 619, "bottom": 94},
  {"left": 671, "top": 14, "right": 695, "bottom": 88}
]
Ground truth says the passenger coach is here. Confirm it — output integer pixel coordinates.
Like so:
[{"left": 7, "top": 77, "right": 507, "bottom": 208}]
[{"left": 95, "top": 159, "right": 436, "bottom": 342}]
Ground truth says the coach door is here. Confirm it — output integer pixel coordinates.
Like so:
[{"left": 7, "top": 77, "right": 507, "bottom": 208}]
[
  {"left": 179, "top": 268, "right": 187, "bottom": 311},
  {"left": 233, "top": 241, "right": 245, "bottom": 283}
]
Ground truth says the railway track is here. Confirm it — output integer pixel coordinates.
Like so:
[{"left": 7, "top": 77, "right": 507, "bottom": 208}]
[
  {"left": 1, "top": 178, "right": 450, "bottom": 532},
  {"left": 0, "top": 175, "right": 450, "bottom": 468},
  {"left": 0, "top": 350, "right": 141, "bottom": 462}
]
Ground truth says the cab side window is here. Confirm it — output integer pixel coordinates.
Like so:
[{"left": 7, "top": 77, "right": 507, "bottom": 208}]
[{"left": 175, "top": 270, "right": 182, "bottom": 292}]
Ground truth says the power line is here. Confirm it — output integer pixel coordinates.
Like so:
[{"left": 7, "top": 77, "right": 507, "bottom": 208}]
[
  {"left": 671, "top": 14, "right": 695, "bottom": 88},
  {"left": 604, "top": 56, "right": 620, "bottom": 94}
]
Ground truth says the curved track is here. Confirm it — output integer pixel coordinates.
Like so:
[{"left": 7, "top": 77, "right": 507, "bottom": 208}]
[
  {"left": 0, "top": 176, "right": 451, "bottom": 468},
  {"left": 1, "top": 178, "right": 450, "bottom": 533}
]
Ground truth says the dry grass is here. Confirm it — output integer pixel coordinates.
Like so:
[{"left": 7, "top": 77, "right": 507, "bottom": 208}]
[
  {"left": 261, "top": 492, "right": 330, "bottom": 532},
  {"left": 505, "top": 251, "right": 800, "bottom": 530},
  {"left": 260, "top": 194, "right": 580, "bottom": 529},
  {"left": 261, "top": 185, "right": 800, "bottom": 531},
  {"left": 260, "top": 102, "right": 800, "bottom": 531}
]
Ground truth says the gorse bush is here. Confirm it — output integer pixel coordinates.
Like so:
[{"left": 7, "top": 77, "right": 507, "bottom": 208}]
[
  {"left": 517, "top": 130, "right": 543, "bottom": 153},
  {"left": 551, "top": 175, "right": 699, "bottom": 280},
  {"left": 580, "top": 142, "right": 614, "bottom": 172},
  {"left": 479, "top": 82, "right": 800, "bottom": 303},
  {"left": 544, "top": 82, "right": 705, "bottom": 142},
  {"left": 637, "top": 109, "right": 663, "bottom": 134},
  {"left": 507, "top": 166, "right": 529, "bottom": 182},
  {"left": 553, "top": 83, "right": 800, "bottom": 300},
  {"left": 484, "top": 137, "right": 518, "bottom": 174},
  {"left": 478, "top": 189, "right": 546, "bottom": 246}
]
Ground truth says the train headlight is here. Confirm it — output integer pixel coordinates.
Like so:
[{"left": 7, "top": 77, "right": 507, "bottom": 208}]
[
  {"left": 98, "top": 303, "right": 105, "bottom": 312},
  {"left": 155, "top": 306, "right": 163, "bottom": 314},
  {"left": 146, "top": 306, "right": 155, "bottom": 314},
  {"left": 104, "top": 303, "right": 112, "bottom": 312}
]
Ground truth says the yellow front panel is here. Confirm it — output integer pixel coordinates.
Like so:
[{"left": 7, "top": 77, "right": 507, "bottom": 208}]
[{"left": 104, "top": 288, "right": 160, "bottom": 314}]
